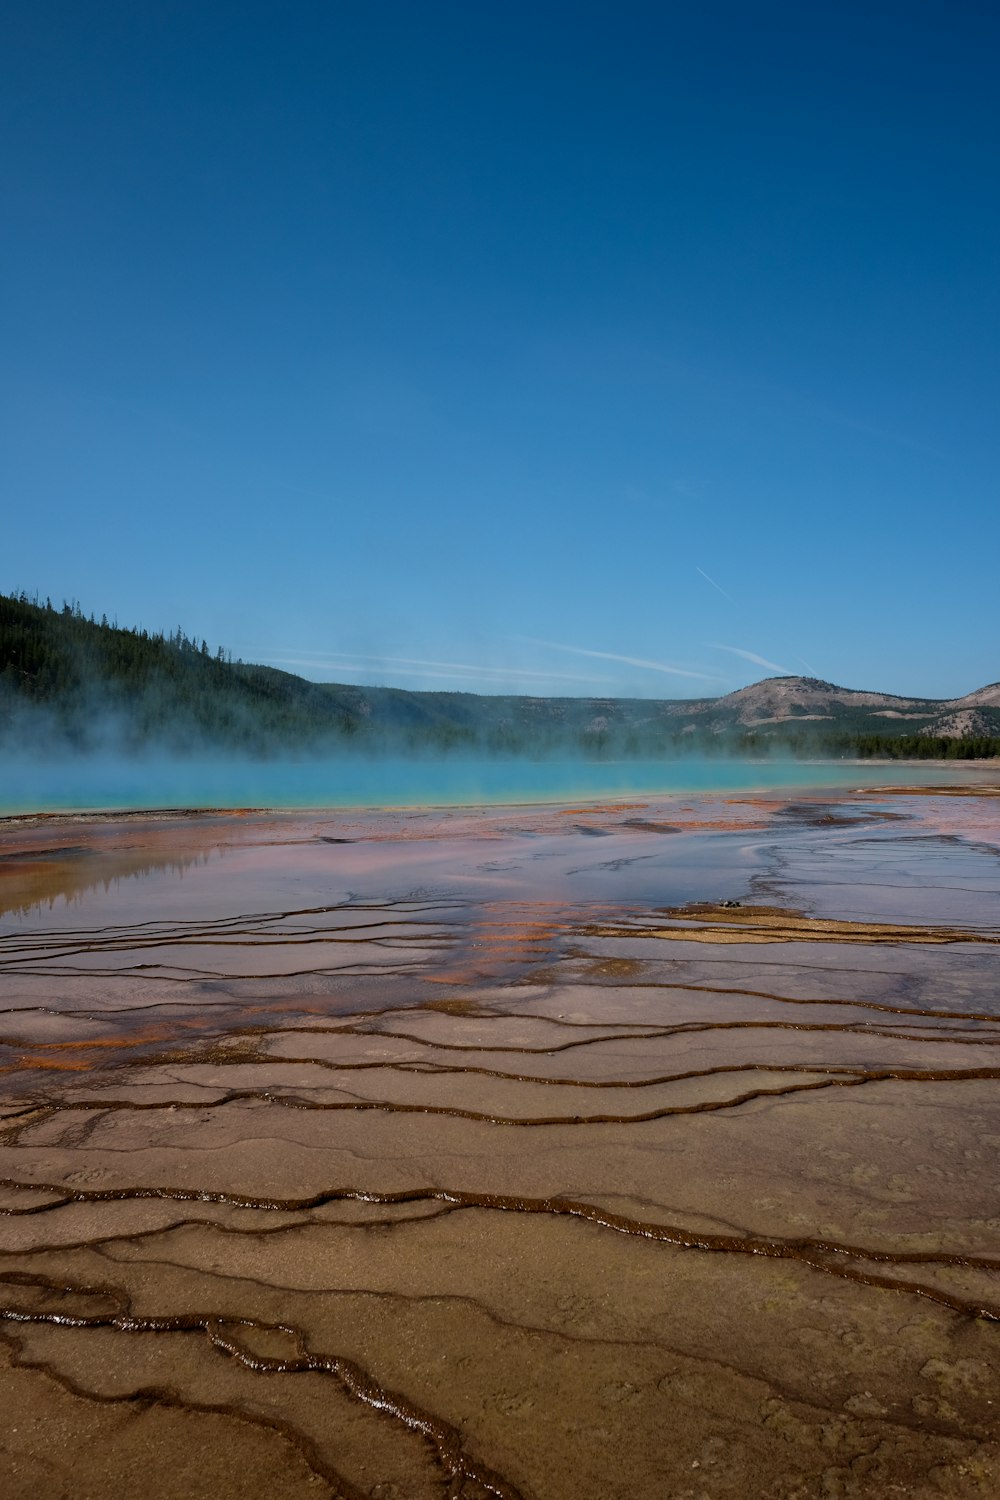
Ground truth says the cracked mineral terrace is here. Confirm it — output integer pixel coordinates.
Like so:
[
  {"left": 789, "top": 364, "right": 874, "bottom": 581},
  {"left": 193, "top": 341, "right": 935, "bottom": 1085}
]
[{"left": 1, "top": 782, "right": 999, "bottom": 1498}]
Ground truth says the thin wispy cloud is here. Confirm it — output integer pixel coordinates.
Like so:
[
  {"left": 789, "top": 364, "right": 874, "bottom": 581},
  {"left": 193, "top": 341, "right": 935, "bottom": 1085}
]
[
  {"left": 518, "top": 637, "right": 721, "bottom": 682},
  {"left": 695, "top": 566, "right": 736, "bottom": 604},
  {"left": 260, "top": 651, "right": 614, "bottom": 686},
  {"left": 652, "top": 350, "right": 945, "bottom": 458},
  {"left": 710, "top": 644, "right": 796, "bottom": 675}
]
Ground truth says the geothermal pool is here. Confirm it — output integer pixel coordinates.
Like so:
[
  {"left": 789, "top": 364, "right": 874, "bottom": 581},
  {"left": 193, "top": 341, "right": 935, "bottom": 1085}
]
[
  {"left": 0, "top": 751, "right": 978, "bottom": 815},
  {"left": 1, "top": 782, "right": 999, "bottom": 1497}
]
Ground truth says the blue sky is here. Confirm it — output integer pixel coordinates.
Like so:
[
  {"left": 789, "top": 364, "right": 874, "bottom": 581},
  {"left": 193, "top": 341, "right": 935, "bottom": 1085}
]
[{"left": 3, "top": 2, "right": 998, "bottom": 699}]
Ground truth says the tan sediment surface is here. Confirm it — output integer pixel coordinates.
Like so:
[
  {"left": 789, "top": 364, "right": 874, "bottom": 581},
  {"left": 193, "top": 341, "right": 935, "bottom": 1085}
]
[{"left": 2, "top": 787, "right": 1000, "bottom": 1497}]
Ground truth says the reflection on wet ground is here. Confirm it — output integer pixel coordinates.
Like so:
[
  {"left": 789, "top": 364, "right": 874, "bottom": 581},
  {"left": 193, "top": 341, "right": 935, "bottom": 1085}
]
[{"left": 1, "top": 785, "right": 999, "bottom": 1498}]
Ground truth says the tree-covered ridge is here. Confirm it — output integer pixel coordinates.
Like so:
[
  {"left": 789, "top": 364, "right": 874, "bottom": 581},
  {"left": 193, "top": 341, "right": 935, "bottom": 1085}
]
[
  {"left": 0, "top": 591, "right": 356, "bottom": 751},
  {"left": 3, "top": 590, "right": 232, "bottom": 694},
  {"left": 1, "top": 591, "right": 998, "bottom": 758}
]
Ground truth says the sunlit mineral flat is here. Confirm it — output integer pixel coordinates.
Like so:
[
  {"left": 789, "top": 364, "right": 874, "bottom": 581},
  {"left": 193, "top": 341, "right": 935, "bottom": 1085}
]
[{"left": 1, "top": 784, "right": 999, "bottom": 1499}]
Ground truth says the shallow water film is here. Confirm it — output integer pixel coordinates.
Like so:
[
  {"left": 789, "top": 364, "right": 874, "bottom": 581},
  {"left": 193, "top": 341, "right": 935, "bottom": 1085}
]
[
  {"left": 0, "top": 751, "right": 972, "bottom": 816},
  {"left": 1, "top": 784, "right": 999, "bottom": 1499}
]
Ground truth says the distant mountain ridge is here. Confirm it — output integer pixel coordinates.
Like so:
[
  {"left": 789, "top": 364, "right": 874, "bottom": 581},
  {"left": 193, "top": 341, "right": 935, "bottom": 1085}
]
[
  {"left": 662, "top": 676, "right": 1000, "bottom": 739},
  {"left": 1, "top": 592, "right": 998, "bottom": 757}
]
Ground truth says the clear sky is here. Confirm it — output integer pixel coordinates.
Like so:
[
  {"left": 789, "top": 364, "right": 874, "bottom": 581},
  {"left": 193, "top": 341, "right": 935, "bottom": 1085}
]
[{"left": 3, "top": 2, "right": 998, "bottom": 700}]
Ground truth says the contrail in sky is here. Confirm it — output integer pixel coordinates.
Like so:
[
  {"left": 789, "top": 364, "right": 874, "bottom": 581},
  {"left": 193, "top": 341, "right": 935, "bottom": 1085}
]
[
  {"left": 261, "top": 651, "right": 613, "bottom": 686},
  {"left": 519, "top": 638, "right": 721, "bottom": 682},
  {"left": 710, "top": 644, "right": 796, "bottom": 675},
  {"left": 696, "top": 566, "right": 736, "bottom": 604}
]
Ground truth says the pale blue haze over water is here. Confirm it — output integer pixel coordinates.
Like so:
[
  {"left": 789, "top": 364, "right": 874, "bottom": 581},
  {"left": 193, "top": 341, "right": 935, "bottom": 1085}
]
[{"left": 0, "top": 756, "right": 962, "bottom": 816}]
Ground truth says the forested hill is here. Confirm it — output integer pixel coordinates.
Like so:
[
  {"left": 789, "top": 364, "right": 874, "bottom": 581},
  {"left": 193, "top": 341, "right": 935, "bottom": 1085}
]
[
  {"left": 1, "top": 592, "right": 998, "bottom": 758},
  {"left": 0, "top": 591, "right": 689, "bottom": 754}
]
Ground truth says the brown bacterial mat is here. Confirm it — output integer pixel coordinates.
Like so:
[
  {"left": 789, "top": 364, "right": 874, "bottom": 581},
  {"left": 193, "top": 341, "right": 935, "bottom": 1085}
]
[{"left": 1, "top": 787, "right": 1000, "bottom": 1498}]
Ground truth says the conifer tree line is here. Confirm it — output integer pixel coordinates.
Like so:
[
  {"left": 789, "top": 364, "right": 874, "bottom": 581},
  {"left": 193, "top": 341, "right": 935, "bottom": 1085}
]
[
  {"left": 3, "top": 588, "right": 237, "bottom": 669},
  {"left": 0, "top": 589, "right": 353, "bottom": 752}
]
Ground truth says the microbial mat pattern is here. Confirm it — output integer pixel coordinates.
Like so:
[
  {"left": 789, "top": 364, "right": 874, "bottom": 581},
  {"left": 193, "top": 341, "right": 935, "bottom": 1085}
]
[{"left": 0, "top": 788, "right": 999, "bottom": 1498}]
